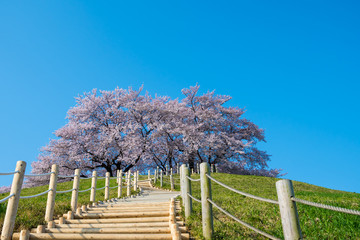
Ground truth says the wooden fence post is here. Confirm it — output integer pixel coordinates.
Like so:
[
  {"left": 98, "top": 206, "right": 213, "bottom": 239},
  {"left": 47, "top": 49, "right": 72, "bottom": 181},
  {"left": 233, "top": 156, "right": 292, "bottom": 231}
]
[
  {"left": 180, "top": 164, "right": 186, "bottom": 207},
  {"left": 118, "top": 170, "right": 123, "bottom": 198},
  {"left": 276, "top": 179, "right": 302, "bottom": 240},
  {"left": 71, "top": 169, "right": 80, "bottom": 211},
  {"left": 1, "top": 161, "right": 26, "bottom": 240},
  {"left": 184, "top": 166, "right": 192, "bottom": 218},
  {"left": 200, "top": 162, "right": 213, "bottom": 239},
  {"left": 148, "top": 170, "right": 150, "bottom": 180},
  {"left": 160, "top": 169, "right": 163, "bottom": 187},
  {"left": 127, "top": 170, "right": 131, "bottom": 196},
  {"left": 116, "top": 170, "right": 119, "bottom": 183},
  {"left": 177, "top": 163, "right": 179, "bottom": 174},
  {"left": 156, "top": 166, "right": 159, "bottom": 179},
  {"left": 133, "top": 171, "right": 138, "bottom": 191},
  {"left": 104, "top": 172, "right": 110, "bottom": 200},
  {"left": 90, "top": 171, "right": 97, "bottom": 202},
  {"left": 154, "top": 169, "right": 157, "bottom": 184},
  {"left": 170, "top": 171, "right": 174, "bottom": 191},
  {"left": 45, "top": 164, "right": 59, "bottom": 222}
]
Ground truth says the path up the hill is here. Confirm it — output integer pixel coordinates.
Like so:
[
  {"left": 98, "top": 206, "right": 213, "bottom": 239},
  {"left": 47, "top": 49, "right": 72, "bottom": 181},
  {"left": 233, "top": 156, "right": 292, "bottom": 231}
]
[{"left": 12, "top": 180, "right": 190, "bottom": 240}]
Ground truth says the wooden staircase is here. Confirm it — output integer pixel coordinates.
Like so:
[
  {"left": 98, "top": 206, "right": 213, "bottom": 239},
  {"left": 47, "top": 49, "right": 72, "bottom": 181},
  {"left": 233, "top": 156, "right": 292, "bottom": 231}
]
[{"left": 12, "top": 181, "right": 189, "bottom": 240}]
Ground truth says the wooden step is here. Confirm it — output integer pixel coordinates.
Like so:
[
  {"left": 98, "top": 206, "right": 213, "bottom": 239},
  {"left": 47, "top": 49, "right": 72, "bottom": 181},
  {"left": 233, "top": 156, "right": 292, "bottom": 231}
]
[
  {"left": 88, "top": 204, "right": 177, "bottom": 210},
  {"left": 95, "top": 203, "right": 175, "bottom": 208},
  {"left": 42, "top": 224, "right": 188, "bottom": 232},
  {"left": 86, "top": 208, "right": 180, "bottom": 213},
  {"left": 38, "top": 227, "right": 172, "bottom": 234},
  {"left": 52, "top": 222, "right": 170, "bottom": 229},
  {"left": 63, "top": 211, "right": 169, "bottom": 219},
  {"left": 13, "top": 233, "right": 191, "bottom": 240},
  {"left": 13, "top": 233, "right": 172, "bottom": 240},
  {"left": 54, "top": 216, "right": 182, "bottom": 224}
]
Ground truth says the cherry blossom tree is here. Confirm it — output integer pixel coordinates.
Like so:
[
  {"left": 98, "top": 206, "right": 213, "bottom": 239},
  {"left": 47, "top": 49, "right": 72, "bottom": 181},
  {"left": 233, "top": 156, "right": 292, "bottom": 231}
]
[
  {"left": 30, "top": 84, "right": 282, "bottom": 186},
  {"left": 33, "top": 87, "right": 152, "bottom": 179},
  {"left": 165, "top": 85, "right": 281, "bottom": 176}
]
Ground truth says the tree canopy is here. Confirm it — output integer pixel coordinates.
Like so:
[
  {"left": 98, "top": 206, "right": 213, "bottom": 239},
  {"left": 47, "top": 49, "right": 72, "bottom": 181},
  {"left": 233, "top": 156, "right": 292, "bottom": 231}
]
[{"left": 31, "top": 85, "right": 281, "bottom": 184}]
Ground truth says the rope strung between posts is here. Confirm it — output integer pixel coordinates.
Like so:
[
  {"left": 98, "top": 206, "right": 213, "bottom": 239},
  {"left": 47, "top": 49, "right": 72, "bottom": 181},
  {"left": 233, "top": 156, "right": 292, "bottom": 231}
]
[
  {"left": 0, "top": 171, "right": 19, "bottom": 175},
  {"left": 78, "top": 187, "right": 92, "bottom": 193},
  {"left": 206, "top": 174, "right": 278, "bottom": 205},
  {"left": 207, "top": 198, "right": 280, "bottom": 240},
  {"left": 20, "top": 189, "right": 52, "bottom": 199},
  {"left": 57, "top": 188, "right": 75, "bottom": 194},
  {"left": 0, "top": 194, "right": 15, "bottom": 203},
  {"left": 186, "top": 176, "right": 201, "bottom": 182},
  {"left": 187, "top": 193, "right": 201, "bottom": 203},
  {"left": 79, "top": 177, "right": 92, "bottom": 180},
  {"left": 291, "top": 197, "right": 360, "bottom": 216},
  {"left": 58, "top": 174, "right": 76, "bottom": 178},
  {"left": 108, "top": 185, "right": 118, "bottom": 189},
  {"left": 25, "top": 172, "right": 54, "bottom": 177},
  {"left": 96, "top": 186, "right": 106, "bottom": 190}
]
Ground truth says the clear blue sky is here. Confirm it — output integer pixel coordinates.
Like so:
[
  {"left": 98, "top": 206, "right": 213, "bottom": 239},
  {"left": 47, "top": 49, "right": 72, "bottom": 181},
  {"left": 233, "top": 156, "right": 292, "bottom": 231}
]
[{"left": 1, "top": 1, "right": 359, "bottom": 193}]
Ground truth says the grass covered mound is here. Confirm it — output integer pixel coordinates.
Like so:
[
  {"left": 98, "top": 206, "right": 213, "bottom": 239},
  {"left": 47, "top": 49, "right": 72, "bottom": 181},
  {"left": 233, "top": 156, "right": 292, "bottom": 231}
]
[
  {"left": 156, "top": 173, "right": 360, "bottom": 239},
  {"left": 0, "top": 177, "right": 138, "bottom": 234}
]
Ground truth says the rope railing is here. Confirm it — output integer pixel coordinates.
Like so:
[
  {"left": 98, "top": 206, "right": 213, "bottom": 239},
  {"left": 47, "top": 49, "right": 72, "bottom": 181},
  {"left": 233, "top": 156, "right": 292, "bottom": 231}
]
[
  {"left": 291, "top": 197, "right": 360, "bottom": 216},
  {"left": 206, "top": 174, "right": 278, "bottom": 205},
  {"left": 208, "top": 198, "right": 280, "bottom": 240},
  {"left": 58, "top": 174, "right": 76, "bottom": 178},
  {"left": 0, "top": 171, "right": 20, "bottom": 175},
  {"left": 186, "top": 176, "right": 201, "bottom": 182},
  {"left": 0, "top": 161, "right": 144, "bottom": 240},
  {"left": 96, "top": 186, "right": 107, "bottom": 190},
  {"left": 57, "top": 188, "right": 75, "bottom": 194},
  {"left": 79, "top": 177, "right": 92, "bottom": 179},
  {"left": 187, "top": 193, "right": 201, "bottom": 203},
  {"left": 24, "top": 172, "right": 54, "bottom": 177},
  {"left": 180, "top": 163, "right": 282, "bottom": 239},
  {"left": 152, "top": 170, "right": 178, "bottom": 190},
  {"left": 78, "top": 187, "right": 93, "bottom": 193},
  {"left": 0, "top": 194, "right": 15, "bottom": 203},
  {"left": 19, "top": 189, "right": 52, "bottom": 199},
  {"left": 178, "top": 163, "right": 360, "bottom": 239}
]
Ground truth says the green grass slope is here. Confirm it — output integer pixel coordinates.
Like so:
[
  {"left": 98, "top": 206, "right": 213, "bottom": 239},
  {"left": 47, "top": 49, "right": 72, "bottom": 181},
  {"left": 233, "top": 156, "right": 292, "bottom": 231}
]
[
  {"left": 0, "top": 177, "right": 138, "bottom": 234},
  {"left": 156, "top": 173, "right": 360, "bottom": 239}
]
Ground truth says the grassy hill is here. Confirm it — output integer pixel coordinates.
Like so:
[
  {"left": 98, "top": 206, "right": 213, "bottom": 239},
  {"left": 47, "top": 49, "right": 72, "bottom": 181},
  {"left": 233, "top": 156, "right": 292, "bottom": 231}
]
[
  {"left": 1, "top": 173, "right": 359, "bottom": 239},
  {"left": 156, "top": 173, "right": 360, "bottom": 239},
  {"left": 0, "top": 177, "right": 138, "bottom": 234}
]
